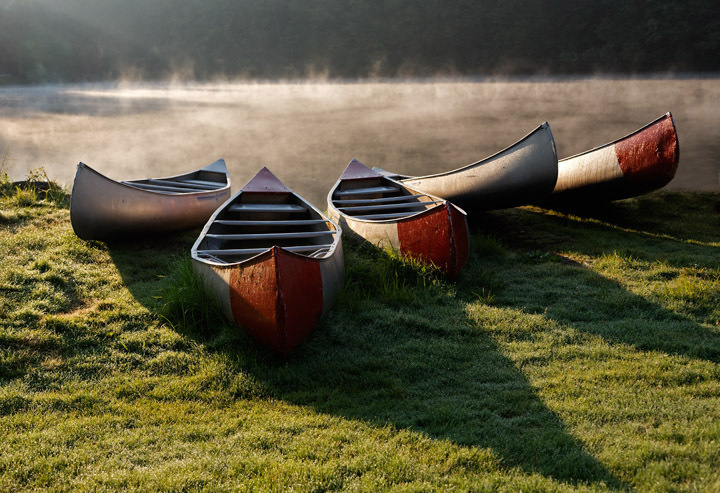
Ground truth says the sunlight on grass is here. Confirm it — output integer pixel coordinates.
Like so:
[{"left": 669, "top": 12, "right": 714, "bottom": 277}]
[{"left": 1, "top": 189, "right": 719, "bottom": 491}]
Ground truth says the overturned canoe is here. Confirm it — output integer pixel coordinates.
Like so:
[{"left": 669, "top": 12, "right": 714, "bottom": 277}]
[
  {"left": 551, "top": 113, "right": 679, "bottom": 201},
  {"left": 373, "top": 122, "right": 558, "bottom": 211},
  {"left": 192, "top": 167, "right": 344, "bottom": 356},
  {"left": 70, "top": 159, "right": 231, "bottom": 240},
  {"left": 328, "top": 159, "right": 468, "bottom": 279}
]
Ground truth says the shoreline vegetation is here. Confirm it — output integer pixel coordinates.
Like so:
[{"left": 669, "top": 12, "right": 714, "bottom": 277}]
[
  {"left": 1, "top": 169, "right": 719, "bottom": 490},
  {"left": 1, "top": 1, "right": 718, "bottom": 85}
]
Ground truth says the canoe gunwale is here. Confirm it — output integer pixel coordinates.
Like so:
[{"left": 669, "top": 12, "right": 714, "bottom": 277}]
[{"left": 396, "top": 121, "right": 554, "bottom": 182}]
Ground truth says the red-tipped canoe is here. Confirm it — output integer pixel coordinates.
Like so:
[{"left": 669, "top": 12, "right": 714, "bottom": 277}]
[
  {"left": 328, "top": 159, "right": 468, "bottom": 279},
  {"left": 552, "top": 113, "right": 679, "bottom": 201},
  {"left": 192, "top": 167, "right": 344, "bottom": 356},
  {"left": 70, "top": 159, "right": 231, "bottom": 240}
]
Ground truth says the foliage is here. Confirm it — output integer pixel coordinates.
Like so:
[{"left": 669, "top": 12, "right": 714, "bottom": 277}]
[
  {"left": 0, "top": 0, "right": 719, "bottom": 84},
  {"left": 1, "top": 190, "right": 719, "bottom": 491}
]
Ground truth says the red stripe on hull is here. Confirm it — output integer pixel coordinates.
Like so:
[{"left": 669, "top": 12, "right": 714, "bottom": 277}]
[
  {"left": 228, "top": 247, "right": 324, "bottom": 355},
  {"left": 396, "top": 204, "right": 468, "bottom": 278},
  {"left": 616, "top": 114, "right": 679, "bottom": 189}
]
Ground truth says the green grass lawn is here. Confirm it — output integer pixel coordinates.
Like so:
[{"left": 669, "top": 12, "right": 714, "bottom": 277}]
[{"left": 1, "top": 178, "right": 719, "bottom": 492}]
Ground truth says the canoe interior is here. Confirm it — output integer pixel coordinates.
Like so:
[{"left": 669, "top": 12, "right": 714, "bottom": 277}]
[
  {"left": 195, "top": 191, "right": 338, "bottom": 263},
  {"left": 331, "top": 175, "right": 442, "bottom": 221},
  {"left": 123, "top": 168, "right": 228, "bottom": 194}
]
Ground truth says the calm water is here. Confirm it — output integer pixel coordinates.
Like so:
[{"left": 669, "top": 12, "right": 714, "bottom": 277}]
[{"left": 1, "top": 77, "right": 718, "bottom": 207}]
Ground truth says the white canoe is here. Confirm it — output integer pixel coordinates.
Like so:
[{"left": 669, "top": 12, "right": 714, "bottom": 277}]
[
  {"left": 552, "top": 113, "right": 679, "bottom": 201},
  {"left": 192, "top": 167, "right": 344, "bottom": 356},
  {"left": 70, "top": 159, "right": 231, "bottom": 240},
  {"left": 328, "top": 159, "right": 469, "bottom": 279},
  {"left": 373, "top": 122, "right": 558, "bottom": 211}
]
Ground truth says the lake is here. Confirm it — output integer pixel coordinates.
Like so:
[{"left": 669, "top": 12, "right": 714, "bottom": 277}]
[{"left": 1, "top": 77, "right": 718, "bottom": 207}]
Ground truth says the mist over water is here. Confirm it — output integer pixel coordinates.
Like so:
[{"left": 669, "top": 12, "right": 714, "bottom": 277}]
[{"left": 1, "top": 76, "right": 718, "bottom": 207}]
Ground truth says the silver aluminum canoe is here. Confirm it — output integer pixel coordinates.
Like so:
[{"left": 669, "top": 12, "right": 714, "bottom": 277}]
[
  {"left": 328, "top": 159, "right": 469, "bottom": 279},
  {"left": 373, "top": 123, "right": 558, "bottom": 211},
  {"left": 192, "top": 167, "right": 343, "bottom": 356},
  {"left": 70, "top": 159, "right": 231, "bottom": 240}
]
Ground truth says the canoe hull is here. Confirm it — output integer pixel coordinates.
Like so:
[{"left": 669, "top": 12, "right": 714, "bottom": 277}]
[
  {"left": 328, "top": 162, "right": 469, "bottom": 279},
  {"left": 70, "top": 161, "right": 231, "bottom": 240},
  {"left": 193, "top": 244, "right": 343, "bottom": 356},
  {"left": 397, "top": 123, "right": 558, "bottom": 211},
  {"left": 191, "top": 167, "right": 344, "bottom": 356},
  {"left": 552, "top": 113, "right": 679, "bottom": 201}
]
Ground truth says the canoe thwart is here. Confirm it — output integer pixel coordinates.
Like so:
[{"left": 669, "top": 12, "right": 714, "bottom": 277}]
[
  {"left": 333, "top": 194, "right": 427, "bottom": 205},
  {"left": 335, "top": 185, "right": 400, "bottom": 197},
  {"left": 197, "top": 244, "right": 333, "bottom": 256},
  {"left": 227, "top": 203, "right": 307, "bottom": 213},
  {"left": 205, "top": 231, "right": 337, "bottom": 240},
  {"left": 214, "top": 219, "right": 331, "bottom": 226},
  {"left": 121, "top": 181, "right": 208, "bottom": 193},
  {"left": 148, "top": 178, "right": 220, "bottom": 191},
  {"left": 339, "top": 201, "right": 441, "bottom": 212}
]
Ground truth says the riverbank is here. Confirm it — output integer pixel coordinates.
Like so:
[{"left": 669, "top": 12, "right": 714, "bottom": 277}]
[{"left": 1, "top": 182, "right": 719, "bottom": 491}]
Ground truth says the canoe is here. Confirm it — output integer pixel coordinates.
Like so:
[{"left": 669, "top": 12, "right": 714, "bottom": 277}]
[
  {"left": 372, "top": 122, "right": 558, "bottom": 211},
  {"left": 191, "top": 167, "right": 344, "bottom": 356},
  {"left": 551, "top": 113, "right": 679, "bottom": 201},
  {"left": 70, "top": 159, "right": 231, "bottom": 240},
  {"left": 328, "top": 159, "right": 469, "bottom": 279}
]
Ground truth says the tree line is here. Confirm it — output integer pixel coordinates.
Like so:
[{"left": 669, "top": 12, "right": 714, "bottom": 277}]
[{"left": 1, "top": 0, "right": 718, "bottom": 84}]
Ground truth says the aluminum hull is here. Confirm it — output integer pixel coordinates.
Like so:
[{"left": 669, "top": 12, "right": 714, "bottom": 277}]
[
  {"left": 192, "top": 168, "right": 343, "bottom": 356},
  {"left": 374, "top": 123, "right": 558, "bottom": 211},
  {"left": 328, "top": 159, "right": 468, "bottom": 279},
  {"left": 552, "top": 113, "right": 679, "bottom": 201},
  {"left": 70, "top": 159, "right": 231, "bottom": 240}
]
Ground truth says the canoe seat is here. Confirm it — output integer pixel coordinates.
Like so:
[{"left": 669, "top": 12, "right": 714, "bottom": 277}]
[
  {"left": 352, "top": 211, "right": 422, "bottom": 220},
  {"left": 206, "top": 231, "right": 336, "bottom": 241},
  {"left": 333, "top": 194, "right": 427, "bottom": 205},
  {"left": 197, "top": 244, "right": 333, "bottom": 257},
  {"left": 180, "top": 179, "right": 225, "bottom": 189},
  {"left": 335, "top": 185, "right": 400, "bottom": 197},
  {"left": 122, "top": 181, "right": 207, "bottom": 193},
  {"left": 148, "top": 178, "right": 220, "bottom": 191},
  {"left": 227, "top": 204, "right": 307, "bottom": 213},
  {"left": 339, "top": 201, "right": 441, "bottom": 213},
  {"left": 214, "top": 219, "right": 330, "bottom": 226}
]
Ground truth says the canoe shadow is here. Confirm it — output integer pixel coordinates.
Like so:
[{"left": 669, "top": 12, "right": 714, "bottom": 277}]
[
  {"left": 107, "top": 230, "right": 626, "bottom": 487},
  {"left": 470, "top": 192, "right": 720, "bottom": 364}
]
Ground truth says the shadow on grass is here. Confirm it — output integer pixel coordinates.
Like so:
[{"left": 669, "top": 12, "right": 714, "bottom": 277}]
[
  {"left": 111, "top": 192, "right": 719, "bottom": 488},
  {"left": 473, "top": 192, "right": 720, "bottom": 364}
]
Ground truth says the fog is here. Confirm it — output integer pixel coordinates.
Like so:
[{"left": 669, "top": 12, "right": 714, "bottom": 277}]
[{"left": 1, "top": 76, "right": 718, "bottom": 207}]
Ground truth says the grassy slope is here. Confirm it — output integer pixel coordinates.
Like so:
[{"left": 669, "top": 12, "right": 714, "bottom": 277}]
[{"left": 0, "top": 185, "right": 719, "bottom": 492}]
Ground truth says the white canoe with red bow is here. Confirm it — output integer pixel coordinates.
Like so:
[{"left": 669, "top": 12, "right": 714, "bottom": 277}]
[
  {"left": 192, "top": 167, "right": 344, "bottom": 356},
  {"left": 552, "top": 113, "right": 679, "bottom": 201},
  {"left": 328, "top": 159, "right": 469, "bottom": 279}
]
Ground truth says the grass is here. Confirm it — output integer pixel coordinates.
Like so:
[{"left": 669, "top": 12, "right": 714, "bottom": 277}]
[{"left": 1, "top": 176, "right": 719, "bottom": 491}]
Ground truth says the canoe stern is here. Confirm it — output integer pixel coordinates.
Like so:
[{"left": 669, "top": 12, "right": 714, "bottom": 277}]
[{"left": 396, "top": 203, "right": 469, "bottom": 279}]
